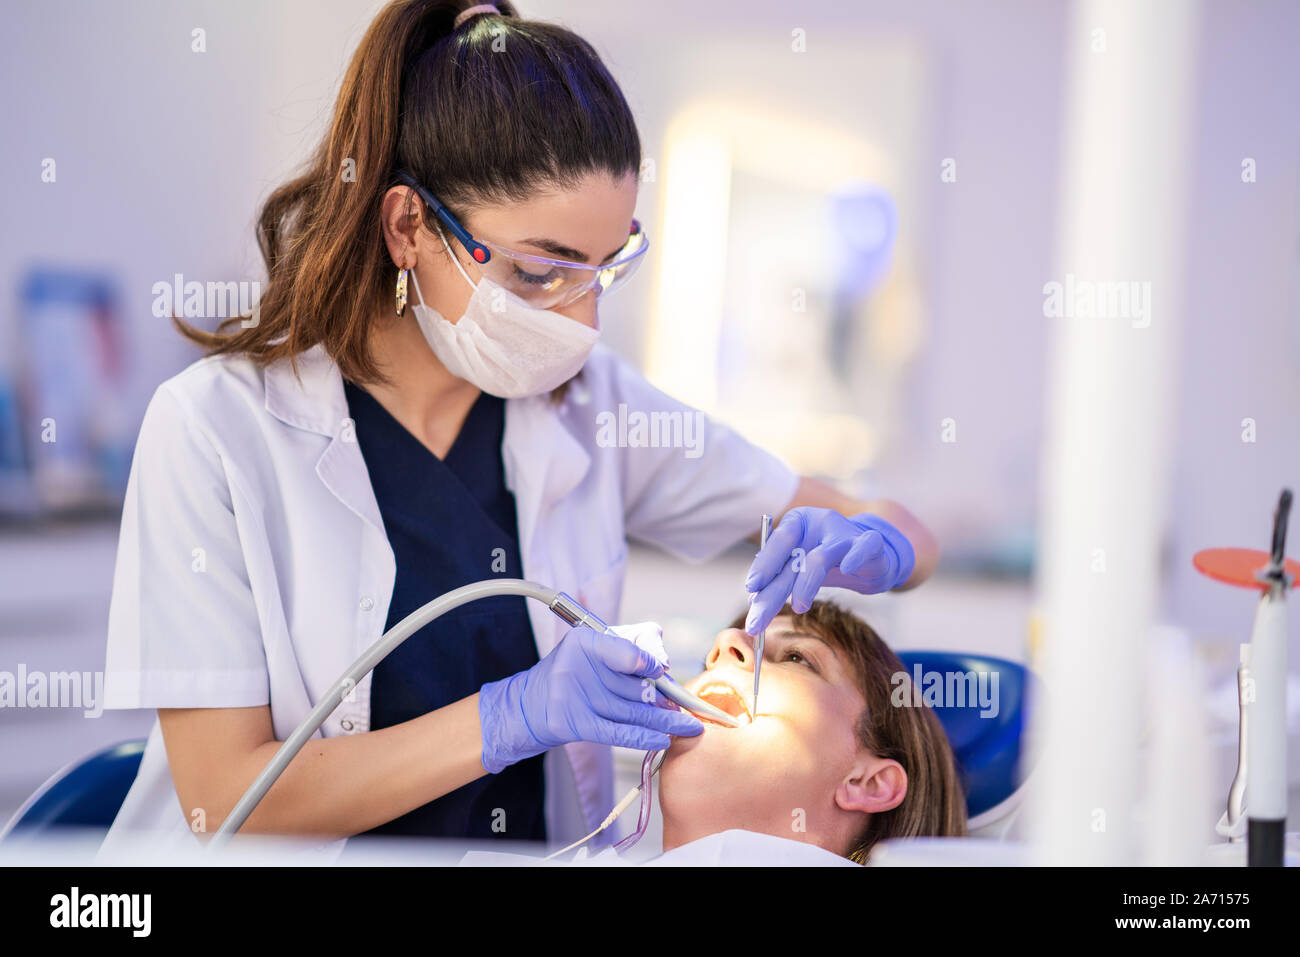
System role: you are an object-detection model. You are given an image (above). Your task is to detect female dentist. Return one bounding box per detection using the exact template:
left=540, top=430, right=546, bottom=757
left=99, top=0, right=938, bottom=860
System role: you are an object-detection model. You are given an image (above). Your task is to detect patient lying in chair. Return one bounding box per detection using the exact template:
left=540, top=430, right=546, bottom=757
left=460, top=599, right=966, bottom=866
left=659, top=600, right=967, bottom=864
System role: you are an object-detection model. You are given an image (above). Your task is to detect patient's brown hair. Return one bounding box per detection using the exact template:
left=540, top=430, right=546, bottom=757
left=729, top=601, right=967, bottom=863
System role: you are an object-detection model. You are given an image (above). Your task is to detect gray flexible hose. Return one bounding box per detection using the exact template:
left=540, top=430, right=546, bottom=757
left=209, top=578, right=558, bottom=848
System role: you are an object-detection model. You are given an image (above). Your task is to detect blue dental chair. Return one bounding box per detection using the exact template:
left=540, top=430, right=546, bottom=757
left=2, top=653, right=1037, bottom=844
left=0, top=739, right=146, bottom=844
left=895, top=651, right=1038, bottom=831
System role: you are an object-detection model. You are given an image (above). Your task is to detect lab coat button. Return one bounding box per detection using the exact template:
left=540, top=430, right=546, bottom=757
left=359, top=596, right=374, bottom=611
left=340, top=718, right=354, bottom=731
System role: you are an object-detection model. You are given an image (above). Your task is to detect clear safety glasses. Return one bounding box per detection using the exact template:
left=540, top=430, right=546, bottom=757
left=395, top=169, right=649, bottom=310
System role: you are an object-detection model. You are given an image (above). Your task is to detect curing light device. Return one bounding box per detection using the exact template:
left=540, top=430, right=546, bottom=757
left=209, top=579, right=738, bottom=848
left=1194, top=489, right=1297, bottom=867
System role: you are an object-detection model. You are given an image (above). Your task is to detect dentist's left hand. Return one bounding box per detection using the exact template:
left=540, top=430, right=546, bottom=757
left=478, top=625, right=703, bottom=774
left=744, top=506, right=916, bottom=636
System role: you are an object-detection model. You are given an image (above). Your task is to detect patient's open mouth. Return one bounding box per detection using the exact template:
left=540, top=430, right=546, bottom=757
left=695, top=681, right=752, bottom=726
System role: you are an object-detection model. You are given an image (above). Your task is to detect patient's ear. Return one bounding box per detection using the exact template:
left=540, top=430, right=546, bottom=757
left=835, top=755, right=907, bottom=815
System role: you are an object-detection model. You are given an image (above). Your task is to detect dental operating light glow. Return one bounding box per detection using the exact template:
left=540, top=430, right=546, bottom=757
left=209, top=579, right=736, bottom=848
left=753, top=513, right=773, bottom=721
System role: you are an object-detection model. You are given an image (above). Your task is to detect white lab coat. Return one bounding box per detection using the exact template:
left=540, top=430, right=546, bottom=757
left=97, top=342, right=798, bottom=861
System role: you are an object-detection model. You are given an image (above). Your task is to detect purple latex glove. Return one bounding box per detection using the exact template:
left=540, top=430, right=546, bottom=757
left=479, top=624, right=703, bottom=774
left=743, top=507, right=916, bottom=635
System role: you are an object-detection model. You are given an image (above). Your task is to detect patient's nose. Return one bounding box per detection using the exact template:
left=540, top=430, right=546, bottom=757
left=705, top=628, right=756, bottom=672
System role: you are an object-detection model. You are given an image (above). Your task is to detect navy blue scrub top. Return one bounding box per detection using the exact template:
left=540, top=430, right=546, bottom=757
left=339, top=379, right=546, bottom=845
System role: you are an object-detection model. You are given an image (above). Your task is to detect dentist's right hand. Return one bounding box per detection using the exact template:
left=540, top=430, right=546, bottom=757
left=478, top=625, right=703, bottom=774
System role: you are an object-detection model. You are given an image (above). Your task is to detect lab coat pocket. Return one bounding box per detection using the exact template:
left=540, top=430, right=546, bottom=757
left=574, top=546, right=629, bottom=626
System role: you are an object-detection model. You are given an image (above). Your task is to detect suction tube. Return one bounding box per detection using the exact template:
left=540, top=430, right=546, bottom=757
left=209, top=578, right=735, bottom=848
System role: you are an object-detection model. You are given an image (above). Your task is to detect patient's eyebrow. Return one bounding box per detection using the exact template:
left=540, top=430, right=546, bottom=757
left=766, top=627, right=827, bottom=645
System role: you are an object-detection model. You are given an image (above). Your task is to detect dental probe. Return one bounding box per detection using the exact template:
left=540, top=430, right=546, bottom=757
left=753, top=513, right=773, bottom=721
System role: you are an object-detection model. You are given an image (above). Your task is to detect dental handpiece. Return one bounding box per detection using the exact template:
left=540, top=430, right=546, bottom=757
left=752, top=513, right=773, bottom=721
left=547, top=592, right=741, bottom=728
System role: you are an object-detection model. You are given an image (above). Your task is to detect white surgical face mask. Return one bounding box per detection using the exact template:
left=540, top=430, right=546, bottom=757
left=408, top=231, right=600, bottom=399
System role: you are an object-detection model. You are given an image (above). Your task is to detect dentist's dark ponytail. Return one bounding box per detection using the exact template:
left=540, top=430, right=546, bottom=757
left=177, top=0, right=640, bottom=385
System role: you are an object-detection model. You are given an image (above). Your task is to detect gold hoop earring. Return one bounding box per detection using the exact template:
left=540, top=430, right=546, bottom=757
left=395, top=267, right=409, bottom=316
